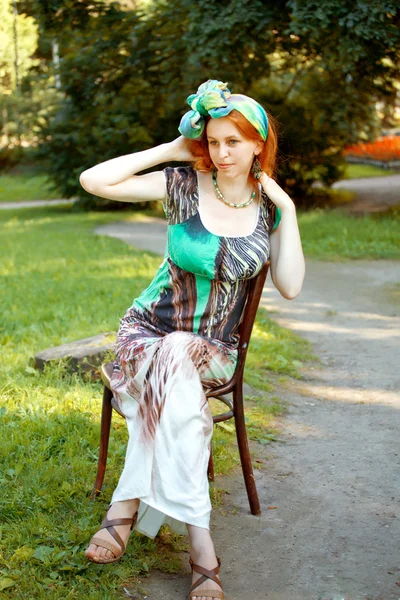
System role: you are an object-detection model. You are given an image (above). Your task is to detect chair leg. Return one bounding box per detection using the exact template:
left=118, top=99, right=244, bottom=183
left=208, top=447, right=215, bottom=482
left=233, top=383, right=262, bottom=516
left=91, top=385, right=113, bottom=499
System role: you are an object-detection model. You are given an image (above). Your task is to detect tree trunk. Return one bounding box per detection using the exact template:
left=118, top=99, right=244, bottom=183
left=52, top=38, right=61, bottom=90
left=12, top=0, right=19, bottom=90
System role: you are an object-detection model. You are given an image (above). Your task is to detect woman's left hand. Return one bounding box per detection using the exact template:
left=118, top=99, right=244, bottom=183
left=258, top=172, right=294, bottom=212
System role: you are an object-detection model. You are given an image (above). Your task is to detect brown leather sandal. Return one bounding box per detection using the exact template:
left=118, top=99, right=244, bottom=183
left=86, top=504, right=138, bottom=564
left=188, top=556, right=224, bottom=599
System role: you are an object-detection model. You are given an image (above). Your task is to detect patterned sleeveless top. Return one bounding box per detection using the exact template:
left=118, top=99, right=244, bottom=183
left=130, top=166, right=280, bottom=349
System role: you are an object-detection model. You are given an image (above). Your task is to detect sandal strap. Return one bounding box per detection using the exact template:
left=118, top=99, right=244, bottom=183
left=188, top=591, right=224, bottom=599
left=90, top=536, right=122, bottom=558
left=98, top=513, right=138, bottom=553
left=189, top=556, right=221, bottom=571
left=189, top=557, right=223, bottom=594
left=100, top=516, right=136, bottom=529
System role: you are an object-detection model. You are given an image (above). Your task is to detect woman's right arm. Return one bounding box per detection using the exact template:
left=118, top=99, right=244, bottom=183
left=79, top=137, right=193, bottom=203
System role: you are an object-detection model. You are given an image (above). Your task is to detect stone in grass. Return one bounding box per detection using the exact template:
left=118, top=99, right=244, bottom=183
left=33, top=332, right=116, bottom=377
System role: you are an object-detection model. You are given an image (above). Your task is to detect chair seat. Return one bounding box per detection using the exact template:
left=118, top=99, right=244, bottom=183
left=101, top=362, right=125, bottom=418
left=101, top=362, right=114, bottom=389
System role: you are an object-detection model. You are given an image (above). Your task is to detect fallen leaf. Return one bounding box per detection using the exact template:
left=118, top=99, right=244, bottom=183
left=216, top=422, right=235, bottom=433
left=25, top=366, right=37, bottom=375
left=33, top=545, right=55, bottom=563
left=0, top=578, right=16, bottom=592
left=11, top=545, right=35, bottom=563
left=267, top=505, right=277, bottom=509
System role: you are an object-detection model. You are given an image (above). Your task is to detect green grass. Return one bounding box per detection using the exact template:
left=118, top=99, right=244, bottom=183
left=0, top=172, right=64, bottom=202
left=298, top=209, right=400, bottom=260
left=0, top=205, right=309, bottom=598
left=343, top=163, right=396, bottom=179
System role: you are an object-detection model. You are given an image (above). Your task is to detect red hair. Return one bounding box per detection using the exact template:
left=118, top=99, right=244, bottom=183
left=187, top=109, right=278, bottom=178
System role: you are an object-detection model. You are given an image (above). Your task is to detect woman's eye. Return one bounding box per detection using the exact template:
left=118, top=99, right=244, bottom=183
left=228, top=140, right=239, bottom=145
left=208, top=141, right=218, bottom=146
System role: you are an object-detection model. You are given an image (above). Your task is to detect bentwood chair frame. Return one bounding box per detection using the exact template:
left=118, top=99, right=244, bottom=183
left=91, top=261, right=270, bottom=516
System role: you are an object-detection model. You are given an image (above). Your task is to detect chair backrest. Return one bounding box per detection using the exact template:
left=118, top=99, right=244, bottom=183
left=205, top=260, right=270, bottom=398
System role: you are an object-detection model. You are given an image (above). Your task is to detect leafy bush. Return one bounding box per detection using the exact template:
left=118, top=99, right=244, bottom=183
left=29, top=0, right=400, bottom=209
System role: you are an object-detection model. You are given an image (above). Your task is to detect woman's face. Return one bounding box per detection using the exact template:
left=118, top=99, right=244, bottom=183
left=206, top=117, right=262, bottom=179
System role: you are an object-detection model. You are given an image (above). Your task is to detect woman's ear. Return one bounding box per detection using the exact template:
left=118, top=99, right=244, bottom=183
left=254, top=140, right=263, bottom=155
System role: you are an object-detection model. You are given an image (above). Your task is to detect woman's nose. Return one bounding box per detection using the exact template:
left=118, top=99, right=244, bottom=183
left=218, top=144, right=229, bottom=159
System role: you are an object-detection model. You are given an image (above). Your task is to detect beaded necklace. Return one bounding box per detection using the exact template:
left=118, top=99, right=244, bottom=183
left=211, top=171, right=255, bottom=209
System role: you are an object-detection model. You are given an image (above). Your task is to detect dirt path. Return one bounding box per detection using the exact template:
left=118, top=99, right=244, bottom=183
left=332, top=174, right=400, bottom=213
left=95, top=222, right=400, bottom=600
left=0, top=198, right=75, bottom=209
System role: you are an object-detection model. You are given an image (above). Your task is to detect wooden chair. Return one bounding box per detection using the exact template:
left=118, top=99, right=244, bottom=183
left=91, top=261, right=270, bottom=516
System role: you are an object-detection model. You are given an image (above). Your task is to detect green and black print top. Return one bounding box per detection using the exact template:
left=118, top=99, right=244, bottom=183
left=130, top=166, right=281, bottom=349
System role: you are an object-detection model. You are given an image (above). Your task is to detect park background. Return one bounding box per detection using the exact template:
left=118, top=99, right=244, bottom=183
left=0, top=1, right=400, bottom=598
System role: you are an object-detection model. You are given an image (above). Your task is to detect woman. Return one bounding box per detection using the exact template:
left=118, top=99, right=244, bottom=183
left=80, top=80, right=305, bottom=600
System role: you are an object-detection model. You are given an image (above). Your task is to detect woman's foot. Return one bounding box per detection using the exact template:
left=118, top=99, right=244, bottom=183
left=85, top=499, right=139, bottom=563
left=186, top=524, right=224, bottom=600
left=189, top=552, right=224, bottom=600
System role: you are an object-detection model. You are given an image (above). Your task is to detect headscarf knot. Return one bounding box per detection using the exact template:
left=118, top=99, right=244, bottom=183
left=180, top=80, right=232, bottom=137
left=178, top=79, right=268, bottom=141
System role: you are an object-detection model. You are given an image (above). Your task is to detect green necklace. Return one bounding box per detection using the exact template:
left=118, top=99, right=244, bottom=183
left=212, top=171, right=256, bottom=209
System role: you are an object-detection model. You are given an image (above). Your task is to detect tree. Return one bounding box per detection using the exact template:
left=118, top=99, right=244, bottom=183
left=159, top=0, right=400, bottom=197
left=29, top=0, right=400, bottom=206
left=33, top=1, right=159, bottom=206
left=0, top=0, right=40, bottom=153
left=0, top=0, right=39, bottom=92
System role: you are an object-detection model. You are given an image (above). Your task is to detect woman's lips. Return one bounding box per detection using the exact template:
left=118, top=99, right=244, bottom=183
left=218, top=164, right=232, bottom=169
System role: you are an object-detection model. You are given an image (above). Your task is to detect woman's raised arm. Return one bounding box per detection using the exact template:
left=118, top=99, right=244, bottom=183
left=260, top=173, right=305, bottom=300
left=79, top=137, right=194, bottom=203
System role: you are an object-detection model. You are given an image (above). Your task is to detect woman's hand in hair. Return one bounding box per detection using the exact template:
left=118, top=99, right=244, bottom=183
left=259, top=173, right=294, bottom=213
left=167, top=136, right=196, bottom=162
